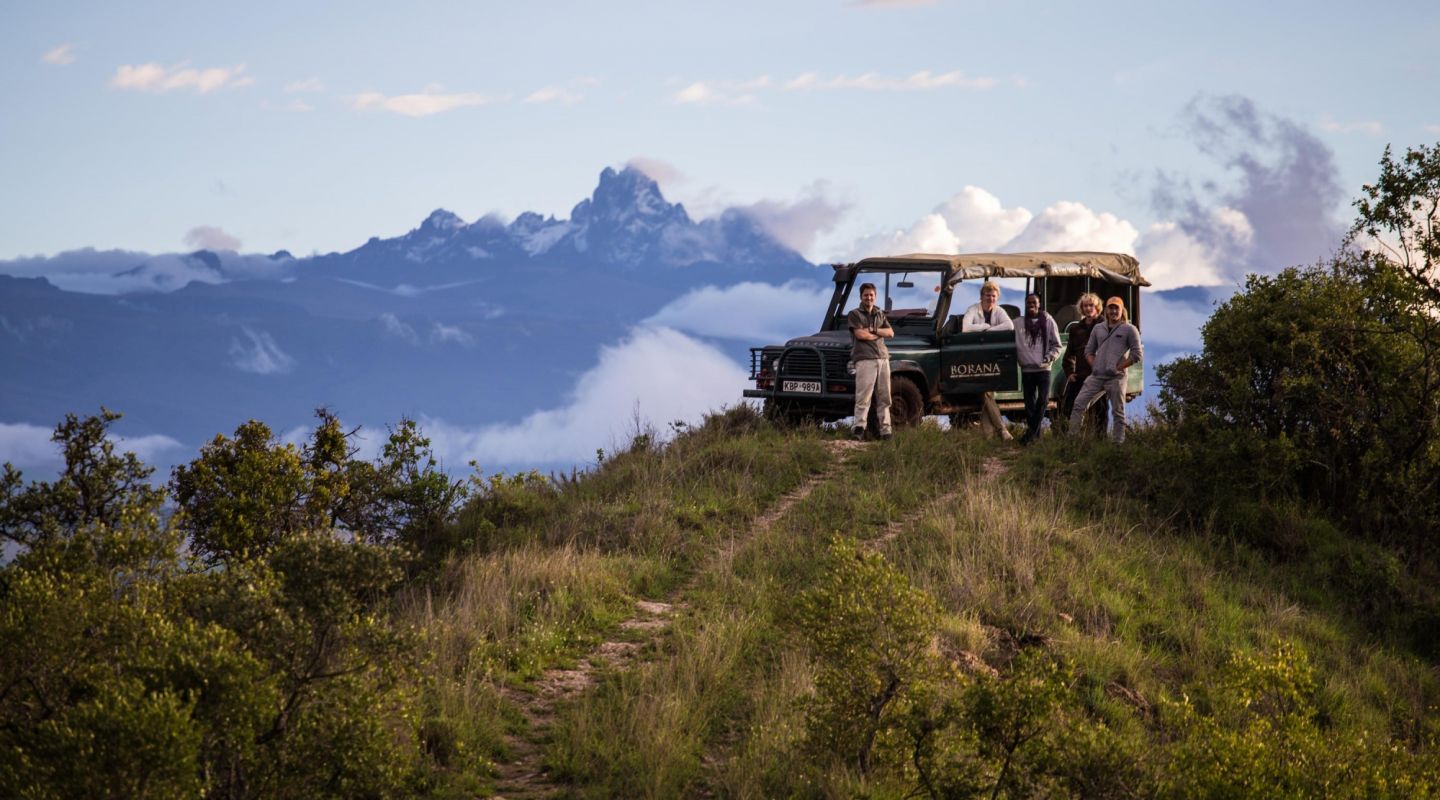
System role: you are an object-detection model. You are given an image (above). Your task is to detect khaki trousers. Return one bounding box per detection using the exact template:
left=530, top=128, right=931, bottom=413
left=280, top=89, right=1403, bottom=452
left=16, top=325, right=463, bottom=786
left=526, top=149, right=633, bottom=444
left=1070, top=374, right=1128, bottom=443
left=853, top=359, right=892, bottom=434
left=978, top=393, right=1012, bottom=440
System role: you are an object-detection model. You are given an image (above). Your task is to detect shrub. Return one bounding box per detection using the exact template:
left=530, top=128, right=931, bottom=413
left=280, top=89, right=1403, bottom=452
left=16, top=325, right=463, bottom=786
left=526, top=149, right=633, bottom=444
left=1160, top=643, right=1439, bottom=799
left=794, top=537, right=942, bottom=775
left=2, top=411, right=442, bottom=798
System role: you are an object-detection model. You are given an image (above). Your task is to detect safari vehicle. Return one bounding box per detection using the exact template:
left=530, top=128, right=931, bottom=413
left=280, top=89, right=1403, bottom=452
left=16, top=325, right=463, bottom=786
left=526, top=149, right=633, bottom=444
left=743, top=252, right=1150, bottom=427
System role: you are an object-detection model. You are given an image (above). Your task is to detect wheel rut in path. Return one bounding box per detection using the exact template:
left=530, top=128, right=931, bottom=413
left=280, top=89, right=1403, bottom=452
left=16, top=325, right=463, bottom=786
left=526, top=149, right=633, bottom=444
left=869, top=453, right=1010, bottom=549
left=489, top=438, right=865, bottom=799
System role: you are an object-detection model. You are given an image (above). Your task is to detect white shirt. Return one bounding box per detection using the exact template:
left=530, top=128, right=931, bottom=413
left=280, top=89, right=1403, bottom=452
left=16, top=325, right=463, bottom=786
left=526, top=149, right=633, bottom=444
left=961, top=302, right=1015, bottom=332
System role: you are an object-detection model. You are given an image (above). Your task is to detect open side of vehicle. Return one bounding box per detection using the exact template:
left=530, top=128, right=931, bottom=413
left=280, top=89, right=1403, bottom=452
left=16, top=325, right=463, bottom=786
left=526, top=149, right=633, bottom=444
left=742, top=251, right=1150, bottom=427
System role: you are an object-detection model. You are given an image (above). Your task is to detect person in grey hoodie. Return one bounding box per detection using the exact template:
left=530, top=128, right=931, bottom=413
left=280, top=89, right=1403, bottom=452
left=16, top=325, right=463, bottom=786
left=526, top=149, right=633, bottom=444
left=1068, top=296, right=1143, bottom=443
left=1015, top=293, right=1061, bottom=444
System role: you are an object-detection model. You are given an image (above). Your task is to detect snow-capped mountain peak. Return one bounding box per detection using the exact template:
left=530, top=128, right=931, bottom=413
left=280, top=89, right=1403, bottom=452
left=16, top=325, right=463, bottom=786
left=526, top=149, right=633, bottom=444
left=419, top=209, right=466, bottom=233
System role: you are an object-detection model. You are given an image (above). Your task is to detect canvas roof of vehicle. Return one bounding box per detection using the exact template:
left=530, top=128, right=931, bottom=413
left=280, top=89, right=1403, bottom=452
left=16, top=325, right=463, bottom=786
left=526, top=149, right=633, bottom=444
left=850, top=251, right=1149, bottom=287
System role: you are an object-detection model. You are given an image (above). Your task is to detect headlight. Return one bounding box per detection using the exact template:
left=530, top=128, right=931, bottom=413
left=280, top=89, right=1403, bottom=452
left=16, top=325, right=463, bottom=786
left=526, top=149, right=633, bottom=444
left=846, top=360, right=856, bottom=376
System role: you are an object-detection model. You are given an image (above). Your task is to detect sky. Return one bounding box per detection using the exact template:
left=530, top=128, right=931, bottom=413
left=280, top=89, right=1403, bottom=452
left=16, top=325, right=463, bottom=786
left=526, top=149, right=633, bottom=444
left=3, top=0, right=1440, bottom=477
left=3, top=0, right=1437, bottom=268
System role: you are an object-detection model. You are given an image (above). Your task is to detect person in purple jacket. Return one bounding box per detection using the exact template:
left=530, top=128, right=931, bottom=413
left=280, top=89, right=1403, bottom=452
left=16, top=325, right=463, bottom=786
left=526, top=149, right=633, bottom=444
left=1014, top=293, right=1060, bottom=444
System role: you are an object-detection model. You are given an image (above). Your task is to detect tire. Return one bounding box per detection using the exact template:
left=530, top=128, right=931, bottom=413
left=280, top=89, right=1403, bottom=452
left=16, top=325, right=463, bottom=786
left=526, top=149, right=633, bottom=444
left=889, top=375, right=925, bottom=428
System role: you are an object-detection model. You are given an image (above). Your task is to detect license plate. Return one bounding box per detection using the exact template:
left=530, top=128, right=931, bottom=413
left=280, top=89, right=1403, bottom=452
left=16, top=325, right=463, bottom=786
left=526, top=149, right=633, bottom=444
left=782, top=380, right=821, bottom=394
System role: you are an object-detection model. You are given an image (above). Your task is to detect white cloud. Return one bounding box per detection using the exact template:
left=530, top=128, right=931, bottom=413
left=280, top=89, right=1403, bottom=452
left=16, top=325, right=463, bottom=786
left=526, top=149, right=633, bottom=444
left=110, top=62, right=255, bottom=94
left=378, top=312, right=418, bottom=344
left=834, top=186, right=1033, bottom=261
left=284, top=77, right=324, bottom=93
left=784, top=70, right=997, bottom=91
left=41, top=44, right=76, bottom=65
left=678, top=70, right=1003, bottom=104
left=112, top=432, right=185, bottom=462
left=430, top=323, right=475, bottom=346
left=626, top=156, right=685, bottom=187
left=184, top=225, right=241, bottom=251
left=350, top=88, right=500, bottom=117
left=1, top=247, right=152, bottom=277
left=1134, top=207, right=1252, bottom=289
left=0, top=423, right=61, bottom=471
left=0, top=248, right=300, bottom=294
left=1003, top=201, right=1139, bottom=254
left=415, top=327, right=750, bottom=467
left=1319, top=117, right=1384, bottom=136
left=1426, top=124, right=1440, bottom=135
left=731, top=180, right=850, bottom=254
left=229, top=328, right=295, bottom=374
left=1135, top=223, right=1226, bottom=289
left=671, top=81, right=757, bottom=106
left=0, top=422, right=182, bottom=476
left=934, top=186, right=1033, bottom=250
left=843, top=213, right=963, bottom=261
left=643, top=281, right=831, bottom=342
left=836, top=183, right=1242, bottom=291
left=525, top=86, right=582, bottom=105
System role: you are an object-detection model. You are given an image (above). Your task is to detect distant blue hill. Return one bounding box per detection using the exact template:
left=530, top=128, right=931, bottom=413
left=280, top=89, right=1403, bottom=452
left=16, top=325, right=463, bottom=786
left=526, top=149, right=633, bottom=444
left=0, top=167, right=819, bottom=471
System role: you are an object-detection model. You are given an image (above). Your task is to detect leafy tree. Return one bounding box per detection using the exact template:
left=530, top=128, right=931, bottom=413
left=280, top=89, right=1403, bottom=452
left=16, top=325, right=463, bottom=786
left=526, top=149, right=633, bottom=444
left=1157, top=142, right=1440, bottom=551
left=339, top=418, right=467, bottom=559
left=0, top=409, right=171, bottom=574
left=2, top=410, right=458, bottom=798
left=172, top=411, right=465, bottom=567
left=1351, top=142, right=1440, bottom=305
left=170, top=418, right=310, bottom=566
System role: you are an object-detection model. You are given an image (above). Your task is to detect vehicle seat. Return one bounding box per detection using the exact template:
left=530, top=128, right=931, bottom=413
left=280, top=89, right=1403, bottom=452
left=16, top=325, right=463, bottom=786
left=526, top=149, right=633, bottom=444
left=941, top=315, right=964, bottom=336
left=1001, top=303, right=1020, bottom=320
left=1053, top=304, right=1079, bottom=329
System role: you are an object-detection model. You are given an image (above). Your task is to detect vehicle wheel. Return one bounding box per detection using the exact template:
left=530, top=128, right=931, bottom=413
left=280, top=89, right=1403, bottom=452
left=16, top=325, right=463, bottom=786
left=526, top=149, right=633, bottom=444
left=889, top=375, right=925, bottom=428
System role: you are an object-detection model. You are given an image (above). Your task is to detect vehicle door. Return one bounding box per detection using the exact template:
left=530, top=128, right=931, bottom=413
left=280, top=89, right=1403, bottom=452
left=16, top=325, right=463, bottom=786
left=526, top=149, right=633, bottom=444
left=938, top=326, right=1019, bottom=395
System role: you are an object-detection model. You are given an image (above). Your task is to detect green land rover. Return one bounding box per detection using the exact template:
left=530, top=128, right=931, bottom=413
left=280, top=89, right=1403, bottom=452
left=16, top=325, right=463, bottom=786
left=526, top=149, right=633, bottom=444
left=743, top=252, right=1150, bottom=426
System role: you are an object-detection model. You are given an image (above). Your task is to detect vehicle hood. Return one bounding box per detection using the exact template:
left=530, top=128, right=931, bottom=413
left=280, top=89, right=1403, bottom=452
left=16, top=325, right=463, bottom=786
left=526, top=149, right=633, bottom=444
left=785, top=330, right=852, bottom=348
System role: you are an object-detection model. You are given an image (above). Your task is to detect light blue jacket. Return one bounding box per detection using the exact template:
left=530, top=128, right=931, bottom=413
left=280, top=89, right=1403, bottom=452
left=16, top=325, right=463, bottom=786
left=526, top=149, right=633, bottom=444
left=1085, top=320, right=1143, bottom=379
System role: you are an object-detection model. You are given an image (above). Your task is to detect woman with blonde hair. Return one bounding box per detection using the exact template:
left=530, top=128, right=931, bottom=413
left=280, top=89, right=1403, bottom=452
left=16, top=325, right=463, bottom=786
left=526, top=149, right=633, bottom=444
left=1061, top=292, right=1106, bottom=433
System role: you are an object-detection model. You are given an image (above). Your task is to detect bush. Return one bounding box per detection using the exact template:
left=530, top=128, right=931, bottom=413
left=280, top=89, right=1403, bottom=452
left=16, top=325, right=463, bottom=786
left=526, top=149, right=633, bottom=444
left=1160, top=643, right=1439, bottom=799
left=794, top=537, right=942, bottom=775
left=0, top=411, right=459, bottom=798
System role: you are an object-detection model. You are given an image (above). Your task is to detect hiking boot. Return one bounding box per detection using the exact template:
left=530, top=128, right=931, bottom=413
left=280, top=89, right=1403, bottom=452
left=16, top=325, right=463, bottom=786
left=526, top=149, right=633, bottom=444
left=879, top=431, right=893, bottom=441
left=851, top=426, right=865, bottom=440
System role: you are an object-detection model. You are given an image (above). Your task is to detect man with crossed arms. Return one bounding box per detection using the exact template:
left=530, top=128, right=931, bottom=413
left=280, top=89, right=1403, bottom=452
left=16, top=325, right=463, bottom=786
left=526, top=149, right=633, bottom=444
left=848, top=282, right=895, bottom=441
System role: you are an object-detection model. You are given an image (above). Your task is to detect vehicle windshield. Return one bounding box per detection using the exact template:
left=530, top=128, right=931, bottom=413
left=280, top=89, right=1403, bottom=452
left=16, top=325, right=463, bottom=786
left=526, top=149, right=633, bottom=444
left=860, top=270, right=944, bottom=317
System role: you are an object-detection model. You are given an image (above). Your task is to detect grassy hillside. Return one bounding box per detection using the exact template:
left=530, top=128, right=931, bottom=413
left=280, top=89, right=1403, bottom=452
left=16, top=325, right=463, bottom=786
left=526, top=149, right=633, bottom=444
left=403, top=408, right=1439, bottom=798
left=3, top=405, right=1437, bottom=798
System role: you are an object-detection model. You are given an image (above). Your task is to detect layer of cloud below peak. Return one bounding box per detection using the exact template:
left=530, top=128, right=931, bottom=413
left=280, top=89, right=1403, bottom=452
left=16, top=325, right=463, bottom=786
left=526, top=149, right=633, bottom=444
left=414, top=327, right=750, bottom=467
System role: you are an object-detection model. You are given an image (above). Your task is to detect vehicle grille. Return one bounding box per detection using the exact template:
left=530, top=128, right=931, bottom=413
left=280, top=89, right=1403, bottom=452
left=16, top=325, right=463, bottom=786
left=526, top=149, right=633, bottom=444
left=780, top=349, right=822, bottom=377
left=777, top=347, right=851, bottom=380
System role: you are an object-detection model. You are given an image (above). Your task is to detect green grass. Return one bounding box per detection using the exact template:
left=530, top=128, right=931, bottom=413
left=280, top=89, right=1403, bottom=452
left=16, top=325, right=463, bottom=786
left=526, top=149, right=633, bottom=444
left=397, top=406, right=834, bottom=788
left=409, top=411, right=1440, bottom=796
